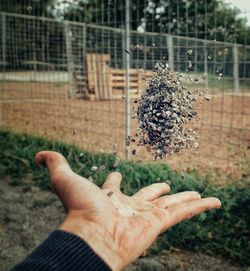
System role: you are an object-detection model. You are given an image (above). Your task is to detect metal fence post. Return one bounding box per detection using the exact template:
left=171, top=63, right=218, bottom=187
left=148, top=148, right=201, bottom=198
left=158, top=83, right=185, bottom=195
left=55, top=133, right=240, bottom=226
left=0, top=12, right=7, bottom=127
left=82, top=23, right=86, bottom=68
left=167, top=35, right=174, bottom=70
left=204, top=41, right=208, bottom=88
left=64, top=21, right=76, bottom=98
left=125, top=0, right=131, bottom=160
left=1, top=13, right=7, bottom=93
left=233, top=44, right=240, bottom=94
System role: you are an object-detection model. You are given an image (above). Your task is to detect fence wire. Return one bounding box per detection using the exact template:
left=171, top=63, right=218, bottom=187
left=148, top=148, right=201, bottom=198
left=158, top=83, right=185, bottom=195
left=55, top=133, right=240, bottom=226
left=0, top=2, right=250, bottom=178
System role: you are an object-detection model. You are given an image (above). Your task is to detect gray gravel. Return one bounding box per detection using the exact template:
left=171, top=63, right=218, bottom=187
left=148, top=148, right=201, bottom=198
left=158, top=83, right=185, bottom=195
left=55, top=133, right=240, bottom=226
left=136, top=63, right=200, bottom=159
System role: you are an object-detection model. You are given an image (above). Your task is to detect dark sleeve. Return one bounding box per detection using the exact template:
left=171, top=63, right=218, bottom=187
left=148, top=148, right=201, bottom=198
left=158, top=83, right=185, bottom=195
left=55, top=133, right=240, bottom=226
left=11, top=230, right=111, bottom=271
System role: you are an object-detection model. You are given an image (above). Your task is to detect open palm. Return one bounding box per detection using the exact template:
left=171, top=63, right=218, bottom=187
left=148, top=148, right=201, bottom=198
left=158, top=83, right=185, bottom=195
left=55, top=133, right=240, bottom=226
left=36, top=151, right=221, bottom=271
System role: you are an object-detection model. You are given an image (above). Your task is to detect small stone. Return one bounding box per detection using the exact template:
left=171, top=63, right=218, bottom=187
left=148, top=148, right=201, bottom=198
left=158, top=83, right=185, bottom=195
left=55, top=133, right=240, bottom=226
left=107, top=191, right=114, bottom=197
left=126, top=139, right=130, bottom=146
left=193, top=142, right=199, bottom=148
left=124, top=49, right=132, bottom=55
left=91, top=166, right=98, bottom=171
left=204, top=95, right=211, bottom=101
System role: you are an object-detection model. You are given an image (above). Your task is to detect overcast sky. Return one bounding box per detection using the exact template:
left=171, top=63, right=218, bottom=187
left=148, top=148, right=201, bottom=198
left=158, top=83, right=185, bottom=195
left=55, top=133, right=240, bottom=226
left=224, top=0, right=250, bottom=25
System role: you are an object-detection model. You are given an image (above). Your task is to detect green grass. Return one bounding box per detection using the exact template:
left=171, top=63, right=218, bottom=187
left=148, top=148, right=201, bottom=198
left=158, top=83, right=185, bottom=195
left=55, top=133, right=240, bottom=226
left=183, top=72, right=250, bottom=91
left=0, top=129, right=249, bottom=266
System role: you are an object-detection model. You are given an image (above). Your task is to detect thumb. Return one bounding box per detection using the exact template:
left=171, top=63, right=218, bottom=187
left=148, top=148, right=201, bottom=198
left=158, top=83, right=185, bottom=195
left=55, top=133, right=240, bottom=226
left=35, top=151, right=72, bottom=178
left=35, top=151, right=75, bottom=190
left=35, top=151, right=97, bottom=211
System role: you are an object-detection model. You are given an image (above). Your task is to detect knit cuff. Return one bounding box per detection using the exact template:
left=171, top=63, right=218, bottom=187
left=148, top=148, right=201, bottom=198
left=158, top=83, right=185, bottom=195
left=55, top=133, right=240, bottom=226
left=11, top=230, right=111, bottom=271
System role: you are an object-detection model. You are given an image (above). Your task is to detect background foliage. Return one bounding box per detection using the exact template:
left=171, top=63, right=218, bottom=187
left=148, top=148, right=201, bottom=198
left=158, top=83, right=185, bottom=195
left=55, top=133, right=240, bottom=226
left=1, top=0, right=250, bottom=44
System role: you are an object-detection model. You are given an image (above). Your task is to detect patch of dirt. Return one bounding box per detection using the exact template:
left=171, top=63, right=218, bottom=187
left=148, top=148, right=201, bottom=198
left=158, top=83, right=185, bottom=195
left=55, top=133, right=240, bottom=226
left=0, top=177, right=65, bottom=270
left=126, top=249, right=242, bottom=271
left=0, top=177, right=245, bottom=271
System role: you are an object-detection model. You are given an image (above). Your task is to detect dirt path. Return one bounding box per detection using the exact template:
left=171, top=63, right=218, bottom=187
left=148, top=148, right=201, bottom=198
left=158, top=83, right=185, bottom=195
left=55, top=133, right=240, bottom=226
left=0, top=177, right=244, bottom=271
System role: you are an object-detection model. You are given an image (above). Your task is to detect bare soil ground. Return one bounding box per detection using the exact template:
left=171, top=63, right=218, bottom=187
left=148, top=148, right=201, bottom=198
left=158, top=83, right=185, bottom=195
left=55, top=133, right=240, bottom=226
left=1, top=82, right=250, bottom=180
left=0, top=177, right=243, bottom=271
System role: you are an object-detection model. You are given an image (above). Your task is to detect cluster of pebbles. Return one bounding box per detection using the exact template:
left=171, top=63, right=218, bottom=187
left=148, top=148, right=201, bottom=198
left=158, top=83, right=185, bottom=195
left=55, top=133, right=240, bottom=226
left=135, top=63, right=201, bottom=159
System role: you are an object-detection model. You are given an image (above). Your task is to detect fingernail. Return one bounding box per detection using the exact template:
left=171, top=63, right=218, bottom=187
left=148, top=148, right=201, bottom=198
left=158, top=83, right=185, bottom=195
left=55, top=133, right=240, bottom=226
left=215, top=199, right=221, bottom=208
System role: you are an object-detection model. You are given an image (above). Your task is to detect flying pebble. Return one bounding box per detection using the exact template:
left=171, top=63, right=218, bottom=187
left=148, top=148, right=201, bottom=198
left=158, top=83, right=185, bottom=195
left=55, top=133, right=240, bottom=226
left=91, top=166, right=98, bottom=171
left=124, top=49, right=132, bottom=55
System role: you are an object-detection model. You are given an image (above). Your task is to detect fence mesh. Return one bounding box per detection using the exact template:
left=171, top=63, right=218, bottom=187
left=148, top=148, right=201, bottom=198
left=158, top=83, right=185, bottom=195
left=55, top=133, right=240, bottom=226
left=1, top=1, right=250, bottom=179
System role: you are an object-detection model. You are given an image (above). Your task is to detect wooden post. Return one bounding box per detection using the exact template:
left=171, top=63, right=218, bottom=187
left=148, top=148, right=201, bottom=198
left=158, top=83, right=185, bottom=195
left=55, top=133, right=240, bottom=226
left=233, top=44, right=240, bottom=94
left=167, top=35, right=174, bottom=70
left=204, top=41, right=208, bottom=88
left=64, top=21, right=76, bottom=98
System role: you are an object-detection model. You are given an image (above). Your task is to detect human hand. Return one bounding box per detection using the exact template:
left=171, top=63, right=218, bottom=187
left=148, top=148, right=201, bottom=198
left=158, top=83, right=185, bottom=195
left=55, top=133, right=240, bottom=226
left=35, top=151, right=221, bottom=271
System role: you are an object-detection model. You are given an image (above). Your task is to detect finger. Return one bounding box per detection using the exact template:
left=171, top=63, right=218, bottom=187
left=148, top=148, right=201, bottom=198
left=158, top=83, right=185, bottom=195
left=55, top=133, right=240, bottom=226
left=102, top=172, right=122, bottom=191
left=164, top=197, right=221, bottom=230
left=153, top=191, right=201, bottom=208
left=35, top=151, right=99, bottom=209
left=35, top=151, right=72, bottom=176
left=133, top=183, right=170, bottom=201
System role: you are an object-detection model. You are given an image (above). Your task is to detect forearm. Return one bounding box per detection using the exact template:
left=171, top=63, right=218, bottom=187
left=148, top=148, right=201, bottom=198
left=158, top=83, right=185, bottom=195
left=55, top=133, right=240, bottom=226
left=11, top=230, right=111, bottom=271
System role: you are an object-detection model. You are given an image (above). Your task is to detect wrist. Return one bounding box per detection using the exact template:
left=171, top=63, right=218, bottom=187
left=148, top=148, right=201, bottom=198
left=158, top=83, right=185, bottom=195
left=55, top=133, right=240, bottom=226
left=59, top=214, right=124, bottom=271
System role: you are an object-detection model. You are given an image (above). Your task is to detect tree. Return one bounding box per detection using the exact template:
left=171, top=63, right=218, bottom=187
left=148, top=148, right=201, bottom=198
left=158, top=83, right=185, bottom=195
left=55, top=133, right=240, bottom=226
left=2, top=0, right=249, bottom=44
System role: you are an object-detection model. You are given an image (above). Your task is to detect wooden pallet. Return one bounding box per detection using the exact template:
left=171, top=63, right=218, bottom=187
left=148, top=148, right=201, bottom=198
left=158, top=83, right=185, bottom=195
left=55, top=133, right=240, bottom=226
left=86, top=54, right=111, bottom=100
left=86, top=53, right=154, bottom=100
left=109, top=68, right=154, bottom=99
left=73, top=71, right=87, bottom=99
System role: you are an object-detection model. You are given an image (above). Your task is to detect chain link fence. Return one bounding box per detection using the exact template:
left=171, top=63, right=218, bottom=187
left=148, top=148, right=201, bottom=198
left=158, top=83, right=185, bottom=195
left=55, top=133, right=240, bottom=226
left=0, top=3, right=250, bottom=178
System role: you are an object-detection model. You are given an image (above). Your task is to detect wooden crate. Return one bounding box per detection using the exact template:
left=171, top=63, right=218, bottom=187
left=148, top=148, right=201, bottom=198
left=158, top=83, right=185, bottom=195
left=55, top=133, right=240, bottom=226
left=86, top=53, right=154, bottom=100
left=86, top=54, right=111, bottom=100
left=110, top=68, right=154, bottom=99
